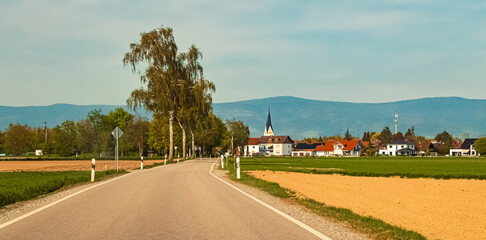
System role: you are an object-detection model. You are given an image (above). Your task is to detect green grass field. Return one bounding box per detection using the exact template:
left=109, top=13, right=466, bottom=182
left=233, top=156, right=486, bottom=179
left=0, top=170, right=126, bottom=208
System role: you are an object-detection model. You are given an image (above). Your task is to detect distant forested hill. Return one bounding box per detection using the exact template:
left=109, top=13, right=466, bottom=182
left=212, top=96, right=486, bottom=139
left=0, top=104, right=149, bottom=130
left=2, top=96, right=486, bottom=139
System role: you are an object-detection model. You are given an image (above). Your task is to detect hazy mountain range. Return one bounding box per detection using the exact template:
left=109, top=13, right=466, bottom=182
left=1, top=96, right=486, bottom=139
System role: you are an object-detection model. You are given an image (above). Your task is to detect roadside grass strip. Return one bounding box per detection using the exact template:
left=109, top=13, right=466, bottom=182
left=224, top=158, right=426, bottom=240
left=0, top=170, right=126, bottom=208
left=237, top=156, right=486, bottom=180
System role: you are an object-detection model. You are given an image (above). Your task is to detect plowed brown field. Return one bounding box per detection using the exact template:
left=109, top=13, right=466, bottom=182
left=0, top=160, right=167, bottom=172
left=250, top=171, right=486, bottom=240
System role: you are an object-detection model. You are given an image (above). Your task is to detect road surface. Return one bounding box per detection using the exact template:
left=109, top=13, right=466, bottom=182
left=0, top=160, right=325, bottom=239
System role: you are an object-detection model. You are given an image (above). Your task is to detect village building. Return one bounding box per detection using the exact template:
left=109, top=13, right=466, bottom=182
left=244, top=109, right=294, bottom=156
left=244, top=137, right=260, bottom=156
left=258, top=135, right=293, bottom=156
left=315, top=139, right=364, bottom=157
left=449, top=138, right=478, bottom=156
left=291, top=142, right=321, bottom=157
left=379, top=140, right=416, bottom=156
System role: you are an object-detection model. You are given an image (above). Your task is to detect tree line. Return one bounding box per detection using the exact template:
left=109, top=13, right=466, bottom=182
left=0, top=108, right=248, bottom=158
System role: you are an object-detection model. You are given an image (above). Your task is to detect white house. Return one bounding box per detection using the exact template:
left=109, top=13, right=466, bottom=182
left=315, top=140, right=363, bottom=157
left=292, top=143, right=321, bottom=157
left=450, top=138, right=478, bottom=156
left=244, top=138, right=260, bottom=156
left=379, top=140, right=416, bottom=156
left=259, top=136, right=293, bottom=156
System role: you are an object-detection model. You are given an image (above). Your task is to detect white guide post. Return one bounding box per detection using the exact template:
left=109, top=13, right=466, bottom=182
left=141, top=156, right=143, bottom=170
left=165, top=154, right=167, bottom=165
left=221, top=155, right=224, bottom=168
left=91, top=158, right=95, bottom=182
left=236, top=157, right=241, bottom=179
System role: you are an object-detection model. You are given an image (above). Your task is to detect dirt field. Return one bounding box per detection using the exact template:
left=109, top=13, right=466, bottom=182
left=250, top=171, right=486, bottom=240
left=0, top=160, right=168, bottom=172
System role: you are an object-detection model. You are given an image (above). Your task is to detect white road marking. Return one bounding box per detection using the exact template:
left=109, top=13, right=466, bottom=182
left=209, top=163, right=332, bottom=240
left=0, top=172, right=133, bottom=230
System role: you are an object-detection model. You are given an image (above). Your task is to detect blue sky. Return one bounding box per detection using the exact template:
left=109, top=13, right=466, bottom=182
left=1, top=0, right=486, bottom=106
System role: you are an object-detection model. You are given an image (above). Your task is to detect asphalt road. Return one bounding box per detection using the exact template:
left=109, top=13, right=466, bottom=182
left=0, top=160, right=324, bottom=239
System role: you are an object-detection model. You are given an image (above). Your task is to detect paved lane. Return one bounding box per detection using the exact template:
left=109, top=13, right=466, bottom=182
left=0, top=160, right=323, bottom=239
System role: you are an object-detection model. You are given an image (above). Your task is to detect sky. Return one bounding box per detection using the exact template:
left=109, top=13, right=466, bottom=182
left=1, top=0, right=486, bottom=106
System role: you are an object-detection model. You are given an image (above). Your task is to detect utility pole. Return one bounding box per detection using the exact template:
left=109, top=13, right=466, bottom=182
left=394, top=112, right=398, bottom=135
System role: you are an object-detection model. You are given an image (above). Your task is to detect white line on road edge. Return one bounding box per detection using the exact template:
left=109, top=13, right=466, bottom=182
left=209, top=163, right=332, bottom=240
left=0, top=172, right=133, bottom=230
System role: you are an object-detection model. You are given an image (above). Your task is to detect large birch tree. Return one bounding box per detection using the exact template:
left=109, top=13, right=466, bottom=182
left=124, top=26, right=214, bottom=161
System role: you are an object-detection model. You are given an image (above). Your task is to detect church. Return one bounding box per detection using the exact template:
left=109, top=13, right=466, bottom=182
left=244, top=109, right=294, bottom=156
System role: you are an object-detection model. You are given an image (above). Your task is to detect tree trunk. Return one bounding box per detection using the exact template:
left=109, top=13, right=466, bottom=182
left=176, top=118, right=186, bottom=159
left=190, top=129, right=195, bottom=158
left=169, top=111, right=174, bottom=161
left=231, top=135, right=234, bottom=156
left=138, top=136, right=143, bottom=157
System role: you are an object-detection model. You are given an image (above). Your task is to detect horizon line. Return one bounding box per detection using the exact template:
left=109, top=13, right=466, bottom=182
left=1, top=95, right=485, bottom=108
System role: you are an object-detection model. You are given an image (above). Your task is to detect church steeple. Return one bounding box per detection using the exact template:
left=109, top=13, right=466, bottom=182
left=264, top=108, right=274, bottom=136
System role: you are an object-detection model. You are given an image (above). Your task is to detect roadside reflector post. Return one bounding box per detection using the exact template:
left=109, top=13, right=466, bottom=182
left=141, top=156, right=143, bottom=170
left=221, top=155, right=224, bottom=169
left=91, top=158, right=95, bottom=182
left=236, top=157, right=240, bottom=179
left=165, top=154, right=167, bottom=165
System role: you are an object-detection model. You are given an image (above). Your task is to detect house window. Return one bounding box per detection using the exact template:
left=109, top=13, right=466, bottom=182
left=389, top=145, right=392, bottom=148
left=401, top=145, right=404, bottom=148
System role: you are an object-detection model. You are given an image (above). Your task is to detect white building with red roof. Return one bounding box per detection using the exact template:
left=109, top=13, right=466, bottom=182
left=315, top=139, right=363, bottom=157
left=244, top=137, right=260, bottom=156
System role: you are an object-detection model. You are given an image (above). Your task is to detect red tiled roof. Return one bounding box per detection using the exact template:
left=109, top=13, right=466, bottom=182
left=248, top=138, right=260, bottom=145
left=343, top=139, right=359, bottom=151
left=315, top=140, right=361, bottom=152
left=315, top=140, right=336, bottom=152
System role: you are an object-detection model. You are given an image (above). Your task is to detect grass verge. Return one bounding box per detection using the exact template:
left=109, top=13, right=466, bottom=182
left=223, top=159, right=426, bottom=240
left=236, top=156, right=486, bottom=180
left=0, top=170, right=126, bottom=208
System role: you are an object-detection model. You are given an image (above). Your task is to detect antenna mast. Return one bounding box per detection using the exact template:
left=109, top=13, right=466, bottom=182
left=394, top=106, right=398, bottom=135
